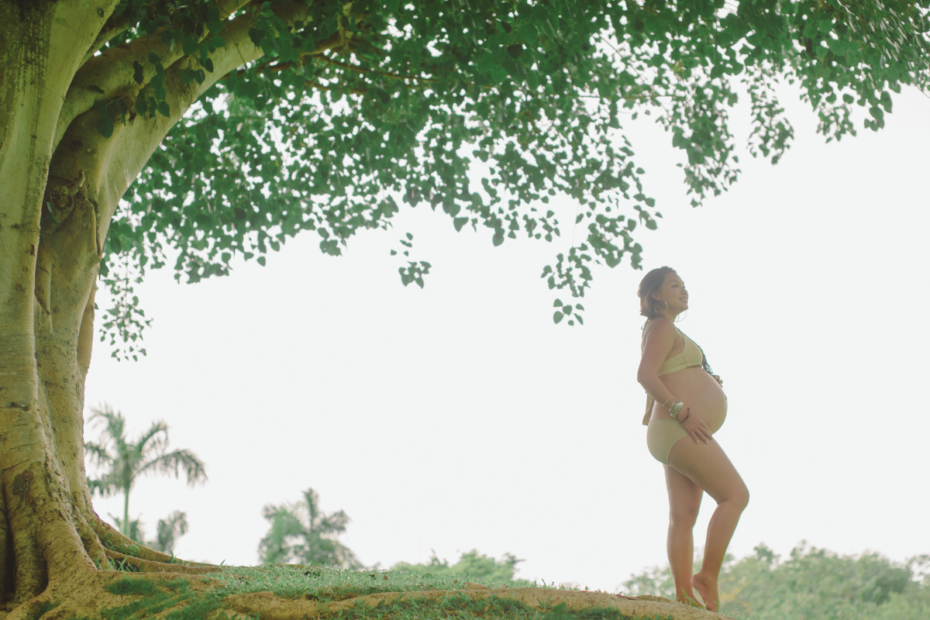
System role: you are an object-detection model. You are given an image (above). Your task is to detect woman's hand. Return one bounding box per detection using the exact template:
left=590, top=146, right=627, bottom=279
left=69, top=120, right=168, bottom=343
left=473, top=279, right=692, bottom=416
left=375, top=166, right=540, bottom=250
left=679, top=406, right=714, bottom=444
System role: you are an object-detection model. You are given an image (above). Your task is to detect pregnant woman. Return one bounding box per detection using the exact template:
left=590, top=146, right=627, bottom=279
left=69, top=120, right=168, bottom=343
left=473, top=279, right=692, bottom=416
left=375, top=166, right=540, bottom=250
left=636, top=267, right=749, bottom=612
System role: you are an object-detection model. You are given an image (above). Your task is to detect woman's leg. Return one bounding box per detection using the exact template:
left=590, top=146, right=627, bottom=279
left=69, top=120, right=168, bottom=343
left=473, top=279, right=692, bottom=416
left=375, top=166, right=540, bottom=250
left=667, top=438, right=749, bottom=612
left=664, top=464, right=704, bottom=607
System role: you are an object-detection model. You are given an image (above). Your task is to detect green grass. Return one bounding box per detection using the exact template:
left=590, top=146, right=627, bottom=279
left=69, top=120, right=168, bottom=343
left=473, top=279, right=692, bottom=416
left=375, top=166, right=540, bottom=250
left=81, top=566, right=674, bottom=620
left=212, top=565, right=540, bottom=601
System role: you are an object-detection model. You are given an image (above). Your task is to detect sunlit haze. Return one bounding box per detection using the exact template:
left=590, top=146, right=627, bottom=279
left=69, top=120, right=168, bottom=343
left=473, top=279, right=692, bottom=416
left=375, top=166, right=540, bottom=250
left=85, top=85, right=930, bottom=592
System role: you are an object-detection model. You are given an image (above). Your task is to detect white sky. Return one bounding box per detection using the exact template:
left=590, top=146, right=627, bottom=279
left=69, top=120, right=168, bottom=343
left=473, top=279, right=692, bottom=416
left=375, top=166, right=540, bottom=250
left=84, top=84, right=930, bottom=592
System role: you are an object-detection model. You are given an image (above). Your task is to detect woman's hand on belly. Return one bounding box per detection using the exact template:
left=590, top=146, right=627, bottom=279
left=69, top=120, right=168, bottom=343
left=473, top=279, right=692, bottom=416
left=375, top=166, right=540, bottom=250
left=679, top=406, right=714, bottom=444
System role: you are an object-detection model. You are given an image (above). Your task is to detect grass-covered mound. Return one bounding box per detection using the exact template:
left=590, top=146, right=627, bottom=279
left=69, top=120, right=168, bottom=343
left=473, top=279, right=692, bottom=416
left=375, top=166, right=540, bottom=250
left=70, top=566, right=726, bottom=620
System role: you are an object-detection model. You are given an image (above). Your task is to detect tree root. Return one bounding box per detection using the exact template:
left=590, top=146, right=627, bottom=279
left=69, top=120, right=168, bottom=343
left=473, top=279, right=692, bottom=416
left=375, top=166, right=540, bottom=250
left=3, top=565, right=216, bottom=620
left=102, top=549, right=218, bottom=575
left=89, top=514, right=213, bottom=569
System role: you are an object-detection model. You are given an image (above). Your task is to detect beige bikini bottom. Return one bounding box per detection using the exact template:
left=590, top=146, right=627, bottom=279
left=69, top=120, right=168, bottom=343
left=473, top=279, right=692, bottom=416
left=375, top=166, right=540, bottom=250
left=646, top=412, right=726, bottom=465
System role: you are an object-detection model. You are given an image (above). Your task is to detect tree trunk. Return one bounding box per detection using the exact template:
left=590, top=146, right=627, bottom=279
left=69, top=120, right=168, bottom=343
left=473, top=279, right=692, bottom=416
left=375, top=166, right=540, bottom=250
left=0, top=2, right=224, bottom=617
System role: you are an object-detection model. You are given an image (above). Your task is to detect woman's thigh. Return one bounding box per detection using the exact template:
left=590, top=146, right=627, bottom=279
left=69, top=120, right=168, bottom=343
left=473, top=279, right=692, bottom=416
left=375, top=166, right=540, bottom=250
left=665, top=464, right=703, bottom=523
left=667, top=438, right=747, bottom=505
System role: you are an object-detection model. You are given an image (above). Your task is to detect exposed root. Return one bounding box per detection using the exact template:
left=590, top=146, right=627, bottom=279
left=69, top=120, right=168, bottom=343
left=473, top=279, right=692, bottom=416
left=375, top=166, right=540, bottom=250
left=90, top=514, right=213, bottom=568
left=103, top=549, right=219, bottom=575
left=72, top=509, right=109, bottom=570
left=4, top=565, right=216, bottom=620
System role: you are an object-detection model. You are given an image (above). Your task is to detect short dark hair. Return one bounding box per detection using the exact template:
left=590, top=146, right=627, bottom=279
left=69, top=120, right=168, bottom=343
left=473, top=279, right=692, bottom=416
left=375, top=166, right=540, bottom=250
left=637, top=266, right=677, bottom=320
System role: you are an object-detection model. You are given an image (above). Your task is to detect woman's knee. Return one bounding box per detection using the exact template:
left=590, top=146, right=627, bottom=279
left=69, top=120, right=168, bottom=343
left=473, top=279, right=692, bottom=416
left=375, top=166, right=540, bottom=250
left=730, top=482, right=749, bottom=511
left=669, top=503, right=700, bottom=527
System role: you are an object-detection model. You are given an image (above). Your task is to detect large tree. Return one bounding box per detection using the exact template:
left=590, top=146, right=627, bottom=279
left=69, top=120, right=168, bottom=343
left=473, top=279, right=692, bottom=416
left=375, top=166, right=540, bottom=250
left=0, top=0, right=926, bottom=617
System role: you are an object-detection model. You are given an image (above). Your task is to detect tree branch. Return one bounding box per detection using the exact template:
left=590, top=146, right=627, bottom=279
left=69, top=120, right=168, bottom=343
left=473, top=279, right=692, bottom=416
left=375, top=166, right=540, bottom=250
left=79, top=14, right=133, bottom=67
left=54, top=0, right=251, bottom=153
left=47, top=1, right=315, bottom=259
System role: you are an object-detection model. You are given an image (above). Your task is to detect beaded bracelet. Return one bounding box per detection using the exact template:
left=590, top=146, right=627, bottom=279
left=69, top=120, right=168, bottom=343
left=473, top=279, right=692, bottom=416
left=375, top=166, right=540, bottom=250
left=678, top=409, right=691, bottom=425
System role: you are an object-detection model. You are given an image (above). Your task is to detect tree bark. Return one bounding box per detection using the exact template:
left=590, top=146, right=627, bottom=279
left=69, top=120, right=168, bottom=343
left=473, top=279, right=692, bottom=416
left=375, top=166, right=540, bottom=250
left=0, top=0, right=364, bottom=615
left=0, top=1, right=270, bottom=615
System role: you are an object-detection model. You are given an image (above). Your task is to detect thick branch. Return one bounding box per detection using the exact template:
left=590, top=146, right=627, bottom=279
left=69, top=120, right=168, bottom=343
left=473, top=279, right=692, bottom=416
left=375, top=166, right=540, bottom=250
left=79, top=14, right=133, bottom=67
left=54, top=0, right=251, bottom=153
left=46, top=1, right=317, bottom=261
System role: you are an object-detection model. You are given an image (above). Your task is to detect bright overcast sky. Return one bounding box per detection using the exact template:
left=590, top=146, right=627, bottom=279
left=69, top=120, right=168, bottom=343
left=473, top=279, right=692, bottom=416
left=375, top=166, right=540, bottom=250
left=84, top=83, right=930, bottom=592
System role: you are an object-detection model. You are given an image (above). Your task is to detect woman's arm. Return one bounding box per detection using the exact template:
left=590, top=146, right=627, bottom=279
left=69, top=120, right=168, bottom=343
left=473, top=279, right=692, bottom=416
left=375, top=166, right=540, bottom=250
left=637, top=319, right=679, bottom=411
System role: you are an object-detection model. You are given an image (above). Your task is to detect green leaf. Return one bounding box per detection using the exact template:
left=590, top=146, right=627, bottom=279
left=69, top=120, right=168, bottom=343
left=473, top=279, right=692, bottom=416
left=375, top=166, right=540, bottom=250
left=249, top=28, right=265, bottom=46
left=553, top=311, right=564, bottom=324
left=97, top=115, right=114, bottom=138
left=453, top=217, right=468, bottom=232
left=182, top=36, right=198, bottom=56
left=526, top=70, right=539, bottom=90
left=553, top=299, right=563, bottom=307
left=132, top=61, right=144, bottom=84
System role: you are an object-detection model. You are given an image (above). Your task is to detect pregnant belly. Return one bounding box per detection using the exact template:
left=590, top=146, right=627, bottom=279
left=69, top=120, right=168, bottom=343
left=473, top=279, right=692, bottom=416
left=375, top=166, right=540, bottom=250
left=652, top=367, right=728, bottom=431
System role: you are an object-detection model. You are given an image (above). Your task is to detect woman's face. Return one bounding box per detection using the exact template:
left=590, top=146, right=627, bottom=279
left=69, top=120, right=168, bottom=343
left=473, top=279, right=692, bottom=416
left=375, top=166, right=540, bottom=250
left=652, top=272, right=688, bottom=315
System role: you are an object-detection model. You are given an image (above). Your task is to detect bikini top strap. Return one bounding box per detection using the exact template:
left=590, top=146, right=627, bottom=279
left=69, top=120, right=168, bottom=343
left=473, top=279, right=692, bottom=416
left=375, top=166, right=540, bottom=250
left=679, top=328, right=713, bottom=374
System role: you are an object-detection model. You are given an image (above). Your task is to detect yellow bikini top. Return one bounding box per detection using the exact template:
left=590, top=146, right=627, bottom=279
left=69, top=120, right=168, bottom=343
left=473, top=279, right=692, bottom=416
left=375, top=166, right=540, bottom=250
left=641, top=328, right=707, bottom=425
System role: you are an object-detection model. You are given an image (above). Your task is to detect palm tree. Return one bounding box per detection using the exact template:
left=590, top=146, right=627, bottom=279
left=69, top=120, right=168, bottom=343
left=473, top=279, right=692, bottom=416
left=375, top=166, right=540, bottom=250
left=258, top=488, right=362, bottom=568
left=111, top=510, right=189, bottom=555
left=84, top=403, right=207, bottom=538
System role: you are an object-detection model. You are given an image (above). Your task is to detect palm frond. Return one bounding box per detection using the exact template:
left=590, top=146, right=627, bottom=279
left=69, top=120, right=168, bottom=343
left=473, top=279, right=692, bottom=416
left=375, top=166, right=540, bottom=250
left=154, top=510, right=189, bottom=554
left=134, top=420, right=169, bottom=462
left=258, top=506, right=305, bottom=564
left=136, top=448, right=207, bottom=486
left=303, top=488, right=321, bottom=524
left=87, top=475, right=120, bottom=498
left=84, top=441, right=114, bottom=467
left=88, top=404, right=127, bottom=453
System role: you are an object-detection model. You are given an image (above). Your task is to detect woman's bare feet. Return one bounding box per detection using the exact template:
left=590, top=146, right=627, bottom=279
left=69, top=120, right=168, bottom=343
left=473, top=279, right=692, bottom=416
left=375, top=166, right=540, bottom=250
left=692, top=572, right=719, bottom=612
left=677, top=592, right=706, bottom=609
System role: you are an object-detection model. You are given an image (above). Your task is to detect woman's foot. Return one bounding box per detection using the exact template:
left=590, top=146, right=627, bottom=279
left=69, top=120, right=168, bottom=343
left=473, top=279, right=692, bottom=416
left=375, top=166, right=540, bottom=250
left=676, top=587, right=705, bottom=609
left=692, top=572, right=719, bottom=612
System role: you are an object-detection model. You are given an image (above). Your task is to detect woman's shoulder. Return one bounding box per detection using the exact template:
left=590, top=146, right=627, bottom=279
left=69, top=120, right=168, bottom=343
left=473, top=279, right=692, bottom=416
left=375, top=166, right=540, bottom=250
left=641, top=318, right=679, bottom=346
left=643, top=317, right=676, bottom=336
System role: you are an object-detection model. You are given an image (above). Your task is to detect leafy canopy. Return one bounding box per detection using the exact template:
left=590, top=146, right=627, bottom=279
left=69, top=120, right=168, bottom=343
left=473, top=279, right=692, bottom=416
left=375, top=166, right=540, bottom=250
left=95, top=0, right=930, bottom=356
